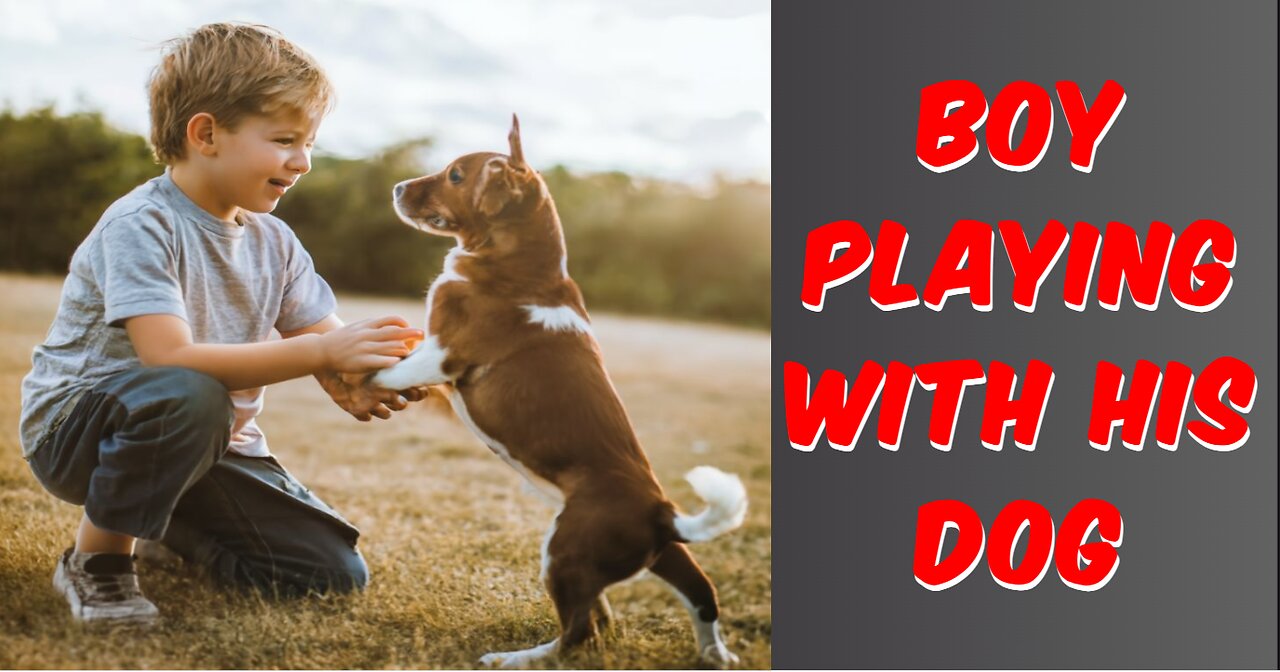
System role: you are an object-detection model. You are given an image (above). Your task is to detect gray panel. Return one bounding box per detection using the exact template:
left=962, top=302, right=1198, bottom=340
left=773, top=1, right=1277, bottom=668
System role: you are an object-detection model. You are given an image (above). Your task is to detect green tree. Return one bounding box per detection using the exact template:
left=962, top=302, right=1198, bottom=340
left=0, top=107, right=161, bottom=271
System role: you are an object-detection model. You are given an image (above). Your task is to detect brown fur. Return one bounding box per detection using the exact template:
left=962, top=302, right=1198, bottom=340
left=390, top=116, right=732, bottom=661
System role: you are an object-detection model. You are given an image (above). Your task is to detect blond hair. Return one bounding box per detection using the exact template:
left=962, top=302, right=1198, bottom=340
left=148, top=23, right=335, bottom=164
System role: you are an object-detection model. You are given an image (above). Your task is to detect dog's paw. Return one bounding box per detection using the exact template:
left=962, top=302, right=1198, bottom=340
left=370, top=365, right=412, bottom=391
left=701, top=643, right=740, bottom=669
left=477, top=651, right=535, bottom=669
left=478, top=652, right=507, bottom=667
left=371, top=336, right=451, bottom=390
left=479, top=640, right=559, bottom=668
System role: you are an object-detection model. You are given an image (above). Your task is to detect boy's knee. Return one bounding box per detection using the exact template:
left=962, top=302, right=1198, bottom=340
left=298, top=545, right=370, bottom=595
left=234, top=545, right=369, bottom=597
left=321, top=548, right=370, bottom=594
left=144, top=367, right=233, bottom=432
left=158, top=367, right=230, bottom=412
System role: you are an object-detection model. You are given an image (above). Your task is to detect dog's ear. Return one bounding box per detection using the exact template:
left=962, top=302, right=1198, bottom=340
left=479, top=163, right=521, bottom=217
left=508, top=113, right=529, bottom=173
left=478, top=114, right=535, bottom=216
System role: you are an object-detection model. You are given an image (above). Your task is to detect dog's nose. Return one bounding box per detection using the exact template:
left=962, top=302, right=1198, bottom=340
left=393, top=183, right=406, bottom=199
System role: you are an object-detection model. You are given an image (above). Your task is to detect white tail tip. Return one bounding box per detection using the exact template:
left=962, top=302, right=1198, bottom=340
left=674, top=466, right=748, bottom=542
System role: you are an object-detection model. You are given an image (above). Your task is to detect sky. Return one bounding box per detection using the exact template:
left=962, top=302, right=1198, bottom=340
left=0, top=0, right=770, bottom=185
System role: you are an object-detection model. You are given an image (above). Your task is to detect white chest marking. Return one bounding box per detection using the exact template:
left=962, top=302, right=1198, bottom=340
left=416, top=246, right=470, bottom=352
left=442, top=245, right=471, bottom=278
left=414, top=245, right=469, bottom=360
left=522, top=305, right=592, bottom=335
left=446, top=388, right=563, bottom=506
left=427, top=246, right=470, bottom=312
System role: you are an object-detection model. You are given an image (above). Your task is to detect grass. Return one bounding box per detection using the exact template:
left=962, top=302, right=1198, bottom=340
left=0, top=272, right=771, bottom=669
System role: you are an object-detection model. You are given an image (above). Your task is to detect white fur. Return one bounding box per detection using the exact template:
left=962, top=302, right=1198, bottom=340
left=539, top=512, right=560, bottom=581
left=665, top=586, right=738, bottom=669
left=673, top=467, right=747, bottom=542
left=479, top=639, right=559, bottom=668
left=372, top=335, right=452, bottom=390
left=423, top=247, right=468, bottom=329
left=437, top=245, right=470, bottom=285
left=523, top=305, right=592, bottom=335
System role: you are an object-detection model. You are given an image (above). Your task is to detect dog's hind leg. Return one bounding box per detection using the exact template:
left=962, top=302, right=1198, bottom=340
left=650, top=543, right=739, bottom=669
left=592, top=593, right=615, bottom=631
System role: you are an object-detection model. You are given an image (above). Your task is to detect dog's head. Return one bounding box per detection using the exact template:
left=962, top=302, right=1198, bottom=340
left=392, top=114, right=548, bottom=249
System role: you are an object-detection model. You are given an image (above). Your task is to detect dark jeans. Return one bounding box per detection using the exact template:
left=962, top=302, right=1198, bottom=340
left=28, top=366, right=368, bottom=596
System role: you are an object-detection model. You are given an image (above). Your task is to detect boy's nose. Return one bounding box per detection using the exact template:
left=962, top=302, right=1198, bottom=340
left=288, top=150, right=312, bottom=175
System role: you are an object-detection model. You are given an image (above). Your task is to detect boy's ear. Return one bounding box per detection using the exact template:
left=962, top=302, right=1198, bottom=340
left=186, top=113, right=218, bottom=157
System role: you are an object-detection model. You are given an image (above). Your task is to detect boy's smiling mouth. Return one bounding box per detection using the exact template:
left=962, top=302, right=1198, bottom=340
left=268, top=178, right=294, bottom=195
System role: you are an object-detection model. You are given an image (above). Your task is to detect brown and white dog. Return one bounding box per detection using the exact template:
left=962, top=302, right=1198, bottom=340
left=372, top=116, right=747, bottom=668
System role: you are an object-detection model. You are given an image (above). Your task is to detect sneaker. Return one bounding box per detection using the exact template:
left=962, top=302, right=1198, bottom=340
left=52, top=548, right=160, bottom=625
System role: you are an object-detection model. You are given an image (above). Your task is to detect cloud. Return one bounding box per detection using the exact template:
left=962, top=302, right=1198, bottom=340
left=566, top=0, right=770, bottom=20
left=263, top=2, right=508, bottom=81
left=0, top=0, right=769, bottom=184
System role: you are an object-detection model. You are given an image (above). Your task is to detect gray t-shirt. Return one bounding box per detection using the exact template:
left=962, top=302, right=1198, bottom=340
left=19, top=170, right=336, bottom=459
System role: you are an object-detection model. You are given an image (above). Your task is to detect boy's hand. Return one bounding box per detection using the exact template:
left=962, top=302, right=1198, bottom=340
left=318, top=372, right=429, bottom=421
left=285, top=313, right=429, bottom=420
left=318, top=316, right=423, bottom=373
left=345, top=372, right=432, bottom=403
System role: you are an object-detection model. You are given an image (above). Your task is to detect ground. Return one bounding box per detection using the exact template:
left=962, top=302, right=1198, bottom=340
left=0, top=272, right=771, bottom=669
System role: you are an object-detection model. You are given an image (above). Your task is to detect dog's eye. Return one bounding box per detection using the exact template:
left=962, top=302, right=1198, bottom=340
left=448, top=167, right=464, bottom=184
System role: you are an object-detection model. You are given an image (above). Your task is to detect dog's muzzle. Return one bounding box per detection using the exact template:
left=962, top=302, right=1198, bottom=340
left=392, top=191, right=454, bottom=232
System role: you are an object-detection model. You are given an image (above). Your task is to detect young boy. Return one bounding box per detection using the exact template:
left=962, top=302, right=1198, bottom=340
left=19, top=22, right=421, bottom=625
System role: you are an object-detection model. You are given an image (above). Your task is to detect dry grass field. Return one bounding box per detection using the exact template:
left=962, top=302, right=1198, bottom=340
left=0, top=272, right=771, bottom=669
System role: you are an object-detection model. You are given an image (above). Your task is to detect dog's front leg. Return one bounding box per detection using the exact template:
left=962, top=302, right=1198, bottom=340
left=372, top=335, right=454, bottom=390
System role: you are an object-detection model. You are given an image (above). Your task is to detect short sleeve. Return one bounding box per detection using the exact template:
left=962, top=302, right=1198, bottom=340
left=276, top=230, right=337, bottom=333
left=96, top=208, right=188, bottom=327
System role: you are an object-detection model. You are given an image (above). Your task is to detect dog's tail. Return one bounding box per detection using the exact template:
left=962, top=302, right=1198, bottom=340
left=663, top=466, right=748, bottom=543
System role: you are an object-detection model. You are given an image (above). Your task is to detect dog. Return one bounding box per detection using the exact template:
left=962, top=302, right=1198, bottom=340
left=371, top=115, right=747, bottom=668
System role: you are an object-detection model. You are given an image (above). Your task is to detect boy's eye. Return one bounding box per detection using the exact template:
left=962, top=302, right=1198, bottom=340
left=448, top=167, right=464, bottom=184
left=275, top=138, right=293, bottom=146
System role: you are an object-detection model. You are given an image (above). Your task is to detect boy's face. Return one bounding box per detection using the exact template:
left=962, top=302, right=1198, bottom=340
left=209, top=110, right=321, bottom=216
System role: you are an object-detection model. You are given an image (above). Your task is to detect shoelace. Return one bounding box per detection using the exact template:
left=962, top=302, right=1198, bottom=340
left=71, top=552, right=148, bottom=606
left=89, top=574, right=134, bottom=602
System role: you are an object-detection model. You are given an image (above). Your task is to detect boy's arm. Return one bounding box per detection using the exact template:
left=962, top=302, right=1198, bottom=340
left=280, top=314, right=428, bottom=421
left=125, top=313, right=418, bottom=392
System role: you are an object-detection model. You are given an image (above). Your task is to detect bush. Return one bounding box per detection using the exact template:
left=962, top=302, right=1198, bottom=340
left=0, top=107, right=161, bottom=271
left=0, top=108, right=770, bottom=328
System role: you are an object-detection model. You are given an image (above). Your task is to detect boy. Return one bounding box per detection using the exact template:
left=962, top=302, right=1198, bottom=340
left=19, top=22, right=421, bottom=624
